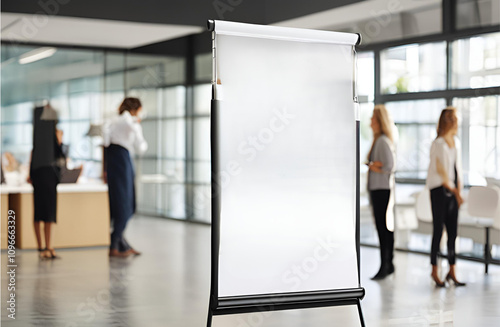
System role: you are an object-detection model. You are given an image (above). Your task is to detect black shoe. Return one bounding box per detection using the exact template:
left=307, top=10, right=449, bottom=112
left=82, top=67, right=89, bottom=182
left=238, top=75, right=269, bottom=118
left=388, top=263, right=395, bottom=274
left=432, top=275, right=446, bottom=287
left=371, top=264, right=394, bottom=280
left=446, top=273, right=466, bottom=287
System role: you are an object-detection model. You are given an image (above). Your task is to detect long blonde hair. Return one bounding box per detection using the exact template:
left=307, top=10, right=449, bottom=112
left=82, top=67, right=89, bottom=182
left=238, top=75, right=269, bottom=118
left=368, top=104, right=394, bottom=160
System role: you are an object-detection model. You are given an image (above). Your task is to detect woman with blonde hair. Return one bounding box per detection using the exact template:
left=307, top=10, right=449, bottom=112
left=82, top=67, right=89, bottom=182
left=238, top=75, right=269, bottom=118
left=367, top=104, right=397, bottom=280
left=426, top=107, right=465, bottom=287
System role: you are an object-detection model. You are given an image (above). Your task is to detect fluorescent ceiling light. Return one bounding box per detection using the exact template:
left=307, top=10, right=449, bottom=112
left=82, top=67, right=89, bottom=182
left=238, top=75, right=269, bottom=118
left=19, top=47, right=57, bottom=64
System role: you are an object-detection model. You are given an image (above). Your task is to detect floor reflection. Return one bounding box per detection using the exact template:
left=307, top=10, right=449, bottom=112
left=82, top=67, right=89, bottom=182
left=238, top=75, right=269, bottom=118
left=0, top=216, right=499, bottom=327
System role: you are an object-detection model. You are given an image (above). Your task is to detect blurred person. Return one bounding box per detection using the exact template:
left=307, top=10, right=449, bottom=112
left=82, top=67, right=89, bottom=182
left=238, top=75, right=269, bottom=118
left=103, top=97, right=147, bottom=258
left=426, top=107, right=465, bottom=287
left=2, top=152, right=22, bottom=185
left=2, top=152, right=20, bottom=172
left=28, top=106, right=66, bottom=259
left=366, top=104, right=396, bottom=280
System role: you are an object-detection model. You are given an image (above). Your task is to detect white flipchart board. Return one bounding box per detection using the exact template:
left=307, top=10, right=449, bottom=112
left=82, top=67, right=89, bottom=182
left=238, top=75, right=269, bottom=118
left=213, top=21, right=360, bottom=298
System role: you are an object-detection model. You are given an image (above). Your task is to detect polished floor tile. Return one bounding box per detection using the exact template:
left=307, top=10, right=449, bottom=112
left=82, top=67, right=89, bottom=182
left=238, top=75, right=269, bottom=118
left=1, top=216, right=499, bottom=326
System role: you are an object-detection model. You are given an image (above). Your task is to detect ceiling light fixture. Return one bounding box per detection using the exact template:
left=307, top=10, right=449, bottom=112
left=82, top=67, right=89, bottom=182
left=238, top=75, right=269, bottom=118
left=18, top=47, right=57, bottom=64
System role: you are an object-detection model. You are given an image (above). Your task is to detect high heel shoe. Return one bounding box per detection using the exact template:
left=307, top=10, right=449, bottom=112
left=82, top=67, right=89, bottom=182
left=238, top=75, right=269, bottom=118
left=39, top=248, right=51, bottom=259
left=431, top=265, right=445, bottom=287
left=45, top=248, right=60, bottom=259
left=446, top=273, right=466, bottom=287
left=431, top=274, right=446, bottom=287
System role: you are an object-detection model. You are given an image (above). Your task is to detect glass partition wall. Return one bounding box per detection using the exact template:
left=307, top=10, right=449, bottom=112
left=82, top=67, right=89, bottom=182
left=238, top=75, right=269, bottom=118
left=1, top=6, right=499, bottom=262
left=358, top=29, right=500, bottom=259
left=0, top=45, right=190, bottom=220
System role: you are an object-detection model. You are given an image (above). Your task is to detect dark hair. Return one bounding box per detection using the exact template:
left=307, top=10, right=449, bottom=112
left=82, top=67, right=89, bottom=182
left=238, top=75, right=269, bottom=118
left=436, top=107, right=458, bottom=138
left=118, top=97, right=142, bottom=115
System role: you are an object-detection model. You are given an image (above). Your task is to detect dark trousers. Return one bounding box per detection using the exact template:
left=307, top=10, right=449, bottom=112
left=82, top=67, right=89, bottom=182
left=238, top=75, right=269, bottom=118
left=106, top=144, right=136, bottom=252
left=111, top=219, right=132, bottom=252
left=430, top=186, right=458, bottom=265
left=370, top=190, right=394, bottom=266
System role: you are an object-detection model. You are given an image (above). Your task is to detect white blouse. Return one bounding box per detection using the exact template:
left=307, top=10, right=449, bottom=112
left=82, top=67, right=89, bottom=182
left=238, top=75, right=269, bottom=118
left=103, top=111, right=148, bottom=156
left=426, top=136, right=462, bottom=191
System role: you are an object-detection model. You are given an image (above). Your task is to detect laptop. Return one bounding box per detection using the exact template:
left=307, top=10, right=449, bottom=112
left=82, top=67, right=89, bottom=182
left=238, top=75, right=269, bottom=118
left=60, top=166, right=82, bottom=184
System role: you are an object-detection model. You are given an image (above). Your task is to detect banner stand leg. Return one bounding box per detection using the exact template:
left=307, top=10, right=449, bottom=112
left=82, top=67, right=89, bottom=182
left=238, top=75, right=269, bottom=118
left=206, top=300, right=365, bottom=327
left=206, top=307, right=213, bottom=327
left=357, top=299, right=365, bottom=327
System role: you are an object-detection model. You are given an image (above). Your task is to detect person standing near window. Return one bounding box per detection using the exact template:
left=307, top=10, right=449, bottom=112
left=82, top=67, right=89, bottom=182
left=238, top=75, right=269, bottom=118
left=426, top=107, right=465, bottom=287
left=103, top=97, right=147, bottom=258
left=367, top=104, right=396, bottom=280
left=28, top=105, right=65, bottom=259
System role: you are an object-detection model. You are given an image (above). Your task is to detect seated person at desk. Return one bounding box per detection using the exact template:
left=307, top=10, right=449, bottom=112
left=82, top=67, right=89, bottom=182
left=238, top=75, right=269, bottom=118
left=1, top=152, right=28, bottom=186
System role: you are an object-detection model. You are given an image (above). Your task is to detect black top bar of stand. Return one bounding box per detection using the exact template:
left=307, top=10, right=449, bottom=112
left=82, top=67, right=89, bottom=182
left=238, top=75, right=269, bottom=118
left=207, top=19, right=362, bottom=46
left=207, top=20, right=215, bottom=31
left=355, top=33, right=362, bottom=46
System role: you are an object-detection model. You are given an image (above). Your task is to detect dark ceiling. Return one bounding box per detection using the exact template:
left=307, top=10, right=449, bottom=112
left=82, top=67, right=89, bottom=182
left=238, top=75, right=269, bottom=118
left=1, top=0, right=362, bottom=27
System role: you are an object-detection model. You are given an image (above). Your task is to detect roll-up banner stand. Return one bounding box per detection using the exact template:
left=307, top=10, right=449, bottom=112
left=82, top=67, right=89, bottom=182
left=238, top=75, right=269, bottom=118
left=207, top=20, right=364, bottom=326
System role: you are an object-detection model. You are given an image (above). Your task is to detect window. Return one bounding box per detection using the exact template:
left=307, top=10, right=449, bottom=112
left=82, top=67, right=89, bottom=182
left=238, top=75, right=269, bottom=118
left=454, top=96, right=500, bottom=181
left=452, top=32, right=500, bottom=89
left=357, top=52, right=375, bottom=188
left=385, top=99, right=447, bottom=180
left=195, top=53, right=212, bottom=82
left=190, top=83, right=212, bottom=223
left=326, top=1, right=442, bottom=45
left=381, top=42, right=447, bottom=94
left=456, top=0, right=500, bottom=30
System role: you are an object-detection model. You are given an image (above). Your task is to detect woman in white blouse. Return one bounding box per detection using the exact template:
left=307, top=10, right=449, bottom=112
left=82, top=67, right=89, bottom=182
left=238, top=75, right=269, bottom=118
left=103, top=97, right=148, bottom=257
left=426, top=107, right=465, bottom=287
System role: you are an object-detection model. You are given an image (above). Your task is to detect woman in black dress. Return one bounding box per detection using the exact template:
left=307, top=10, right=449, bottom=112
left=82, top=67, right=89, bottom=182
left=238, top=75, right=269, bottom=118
left=28, top=106, right=65, bottom=259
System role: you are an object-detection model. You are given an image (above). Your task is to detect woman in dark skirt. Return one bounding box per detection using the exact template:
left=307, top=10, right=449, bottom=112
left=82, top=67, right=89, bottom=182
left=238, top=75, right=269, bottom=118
left=28, top=106, right=65, bottom=259
left=104, top=98, right=147, bottom=257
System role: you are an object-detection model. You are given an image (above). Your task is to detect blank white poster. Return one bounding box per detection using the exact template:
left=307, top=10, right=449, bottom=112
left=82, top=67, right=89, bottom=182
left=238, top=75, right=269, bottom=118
left=214, top=22, right=359, bottom=297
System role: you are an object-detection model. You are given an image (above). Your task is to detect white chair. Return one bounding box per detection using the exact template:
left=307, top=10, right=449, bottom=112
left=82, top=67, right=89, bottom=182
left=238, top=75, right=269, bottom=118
left=467, top=185, right=500, bottom=273
left=416, top=188, right=433, bottom=223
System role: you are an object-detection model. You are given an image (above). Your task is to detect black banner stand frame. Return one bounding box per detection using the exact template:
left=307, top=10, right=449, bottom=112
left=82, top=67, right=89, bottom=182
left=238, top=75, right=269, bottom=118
left=206, top=20, right=365, bottom=327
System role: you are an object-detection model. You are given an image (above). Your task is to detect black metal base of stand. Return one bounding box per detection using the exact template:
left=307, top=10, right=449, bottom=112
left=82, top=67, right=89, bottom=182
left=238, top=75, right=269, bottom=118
left=207, top=288, right=366, bottom=327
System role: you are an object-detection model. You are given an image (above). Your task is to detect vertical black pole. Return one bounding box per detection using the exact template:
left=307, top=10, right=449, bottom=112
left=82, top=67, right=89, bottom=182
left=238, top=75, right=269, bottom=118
left=207, top=21, right=219, bottom=327
left=354, top=37, right=362, bottom=287
left=207, top=97, right=220, bottom=327
left=356, top=120, right=361, bottom=285
left=357, top=299, right=366, bottom=327
left=206, top=309, right=213, bottom=327
left=485, top=227, right=490, bottom=274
